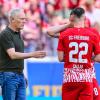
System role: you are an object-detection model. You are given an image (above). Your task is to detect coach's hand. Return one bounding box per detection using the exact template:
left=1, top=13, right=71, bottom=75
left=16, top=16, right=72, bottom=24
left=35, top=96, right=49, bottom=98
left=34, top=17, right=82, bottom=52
left=32, top=51, right=46, bottom=58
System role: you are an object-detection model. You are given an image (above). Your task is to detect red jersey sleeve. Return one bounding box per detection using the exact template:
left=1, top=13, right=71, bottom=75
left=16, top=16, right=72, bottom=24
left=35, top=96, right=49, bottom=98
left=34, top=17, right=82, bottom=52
left=89, top=28, right=100, bottom=55
left=93, top=33, right=100, bottom=55
left=57, top=32, right=64, bottom=51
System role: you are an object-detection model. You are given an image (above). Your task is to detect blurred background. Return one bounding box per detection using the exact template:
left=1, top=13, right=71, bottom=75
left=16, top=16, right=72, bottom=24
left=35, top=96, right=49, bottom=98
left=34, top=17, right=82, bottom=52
left=0, top=0, right=100, bottom=100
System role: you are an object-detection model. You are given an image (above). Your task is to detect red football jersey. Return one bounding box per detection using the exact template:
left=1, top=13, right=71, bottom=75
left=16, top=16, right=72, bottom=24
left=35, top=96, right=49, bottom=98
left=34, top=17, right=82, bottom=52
left=57, top=27, right=100, bottom=82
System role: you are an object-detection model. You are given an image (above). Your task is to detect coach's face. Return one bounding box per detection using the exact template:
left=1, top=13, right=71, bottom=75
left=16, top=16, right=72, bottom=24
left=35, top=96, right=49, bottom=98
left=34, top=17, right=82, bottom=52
left=13, top=11, right=27, bottom=31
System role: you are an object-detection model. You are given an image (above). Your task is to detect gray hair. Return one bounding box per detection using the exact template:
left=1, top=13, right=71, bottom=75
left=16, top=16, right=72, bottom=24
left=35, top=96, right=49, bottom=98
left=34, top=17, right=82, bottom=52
left=8, top=8, right=23, bottom=22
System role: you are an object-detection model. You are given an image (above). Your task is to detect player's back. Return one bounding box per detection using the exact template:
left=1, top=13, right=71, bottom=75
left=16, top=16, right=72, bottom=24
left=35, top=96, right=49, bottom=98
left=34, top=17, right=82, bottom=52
left=60, top=27, right=100, bottom=69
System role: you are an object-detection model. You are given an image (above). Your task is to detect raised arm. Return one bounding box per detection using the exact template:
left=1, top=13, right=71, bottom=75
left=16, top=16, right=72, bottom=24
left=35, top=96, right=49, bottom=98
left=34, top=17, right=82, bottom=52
left=46, top=22, right=74, bottom=38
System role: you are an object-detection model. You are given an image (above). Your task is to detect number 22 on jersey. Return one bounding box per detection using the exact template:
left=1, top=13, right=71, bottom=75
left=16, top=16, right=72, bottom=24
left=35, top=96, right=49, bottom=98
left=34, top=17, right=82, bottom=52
left=69, top=42, right=88, bottom=63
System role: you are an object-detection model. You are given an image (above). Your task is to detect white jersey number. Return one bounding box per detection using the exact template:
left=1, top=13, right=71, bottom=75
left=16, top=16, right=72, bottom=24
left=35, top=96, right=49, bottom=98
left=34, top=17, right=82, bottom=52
left=94, top=88, right=99, bottom=96
left=69, top=42, right=88, bottom=63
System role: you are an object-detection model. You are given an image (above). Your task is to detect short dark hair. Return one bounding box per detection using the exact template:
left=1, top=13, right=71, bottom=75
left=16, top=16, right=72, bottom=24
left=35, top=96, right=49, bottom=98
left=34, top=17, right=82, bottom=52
left=70, top=7, right=85, bottom=18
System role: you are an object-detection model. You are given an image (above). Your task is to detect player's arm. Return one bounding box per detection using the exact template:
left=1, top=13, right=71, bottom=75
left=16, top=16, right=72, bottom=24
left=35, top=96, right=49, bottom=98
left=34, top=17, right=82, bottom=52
left=46, top=22, right=73, bottom=38
left=57, top=32, right=64, bottom=62
left=57, top=51, right=64, bottom=62
left=92, top=31, right=100, bottom=62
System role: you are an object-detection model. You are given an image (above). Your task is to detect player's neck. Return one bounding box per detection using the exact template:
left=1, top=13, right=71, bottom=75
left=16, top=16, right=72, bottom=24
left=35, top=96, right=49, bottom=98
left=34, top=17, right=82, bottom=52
left=74, top=22, right=85, bottom=28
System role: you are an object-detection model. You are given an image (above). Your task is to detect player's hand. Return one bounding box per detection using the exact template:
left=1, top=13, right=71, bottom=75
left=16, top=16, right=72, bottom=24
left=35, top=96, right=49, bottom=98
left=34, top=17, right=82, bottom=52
left=68, top=21, right=74, bottom=28
left=32, top=51, right=46, bottom=58
left=61, top=19, right=74, bottom=28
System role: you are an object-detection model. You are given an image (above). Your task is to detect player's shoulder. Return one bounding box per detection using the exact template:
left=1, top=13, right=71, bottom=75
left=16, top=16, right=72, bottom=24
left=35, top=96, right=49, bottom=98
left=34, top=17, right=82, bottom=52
left=87, top=28, right=100, bottom=39
left=87, top=27, right=99, bottom=34
left=85, top=28, right=100, bottom=40
left=84, top=28, right=98, bottom=35
left=60, top=28, right=75, bottom=36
